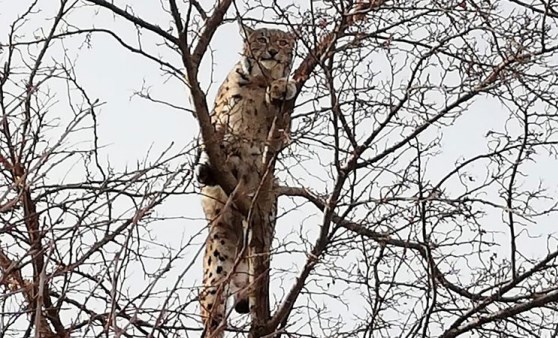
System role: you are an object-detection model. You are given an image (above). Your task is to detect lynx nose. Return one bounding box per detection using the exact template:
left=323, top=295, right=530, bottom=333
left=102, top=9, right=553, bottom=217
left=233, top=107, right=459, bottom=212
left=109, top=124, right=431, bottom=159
left=268, top=49, right=278, bottom=57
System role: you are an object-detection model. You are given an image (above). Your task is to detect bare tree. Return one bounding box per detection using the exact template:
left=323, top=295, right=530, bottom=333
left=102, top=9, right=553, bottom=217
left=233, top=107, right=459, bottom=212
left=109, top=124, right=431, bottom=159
left=0, top=2, right=194, bottom=337
left=2, top=0, right=558, bottom=337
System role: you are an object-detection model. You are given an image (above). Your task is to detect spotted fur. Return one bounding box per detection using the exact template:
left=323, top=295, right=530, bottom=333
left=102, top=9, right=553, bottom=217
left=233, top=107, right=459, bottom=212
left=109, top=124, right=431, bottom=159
left=198, top=24, right=296, bottom=337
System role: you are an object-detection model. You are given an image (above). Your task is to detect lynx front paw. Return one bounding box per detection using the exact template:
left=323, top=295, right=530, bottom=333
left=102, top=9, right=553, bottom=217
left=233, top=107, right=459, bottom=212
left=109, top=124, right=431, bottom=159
left=266, top=78, right=297, bottom=103
left=196, top=162, right=217, bottom=186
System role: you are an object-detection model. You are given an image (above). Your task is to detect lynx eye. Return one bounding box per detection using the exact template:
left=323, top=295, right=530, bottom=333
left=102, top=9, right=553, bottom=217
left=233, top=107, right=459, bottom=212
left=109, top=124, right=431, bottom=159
left=278, top=39, right=289, bottom=46
left=257, top=37, right=267, bottom=44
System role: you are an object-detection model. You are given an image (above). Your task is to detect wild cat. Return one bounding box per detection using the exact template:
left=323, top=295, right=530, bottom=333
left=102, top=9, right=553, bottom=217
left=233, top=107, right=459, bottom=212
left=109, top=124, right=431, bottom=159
left=197, top=23, right=297, bottom=337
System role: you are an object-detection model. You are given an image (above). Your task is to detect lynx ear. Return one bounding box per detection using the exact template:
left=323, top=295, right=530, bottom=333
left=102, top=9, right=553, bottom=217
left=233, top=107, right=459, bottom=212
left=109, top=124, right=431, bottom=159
left=238, top=19, right=255, bottom=40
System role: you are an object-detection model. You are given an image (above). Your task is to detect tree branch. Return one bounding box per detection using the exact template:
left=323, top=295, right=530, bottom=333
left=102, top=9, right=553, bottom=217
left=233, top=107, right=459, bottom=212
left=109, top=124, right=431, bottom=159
left=84, top=0, right=178, bottom=43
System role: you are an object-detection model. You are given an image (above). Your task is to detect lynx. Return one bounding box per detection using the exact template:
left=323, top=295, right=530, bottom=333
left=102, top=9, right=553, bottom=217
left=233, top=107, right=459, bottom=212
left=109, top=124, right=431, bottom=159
left=197, top=23, right=296, bottom=337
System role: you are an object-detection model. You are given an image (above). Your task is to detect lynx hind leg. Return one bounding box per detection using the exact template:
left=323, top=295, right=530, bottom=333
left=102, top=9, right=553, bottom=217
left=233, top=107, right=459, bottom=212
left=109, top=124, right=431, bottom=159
left=201, top=223, right=241, bottom=337
left=200, top=278, right=226, bottom=338
left=201, top=185, right=249, bottom=334
left=266, top=77, right=297, bottom=103
left=231, top=256, right=250, bottom=314
left=200, top=186, right=229, bottom=337
left=200, top=233, right=227, bottom=338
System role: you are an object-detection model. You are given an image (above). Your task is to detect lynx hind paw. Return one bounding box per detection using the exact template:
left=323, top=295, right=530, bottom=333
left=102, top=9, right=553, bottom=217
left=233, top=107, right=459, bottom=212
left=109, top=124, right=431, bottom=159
left=267, top=78, right=297, bottom=102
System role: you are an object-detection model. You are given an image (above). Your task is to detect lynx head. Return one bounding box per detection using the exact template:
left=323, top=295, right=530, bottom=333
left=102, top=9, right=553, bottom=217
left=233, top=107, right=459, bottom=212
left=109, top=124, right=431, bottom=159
left=240, top=24, right=296, bottom=79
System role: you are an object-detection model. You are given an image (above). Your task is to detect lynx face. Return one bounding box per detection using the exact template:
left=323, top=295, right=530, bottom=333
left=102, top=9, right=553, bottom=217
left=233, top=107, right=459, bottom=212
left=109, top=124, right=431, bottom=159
left=242, top=27, right=296, bottom=77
